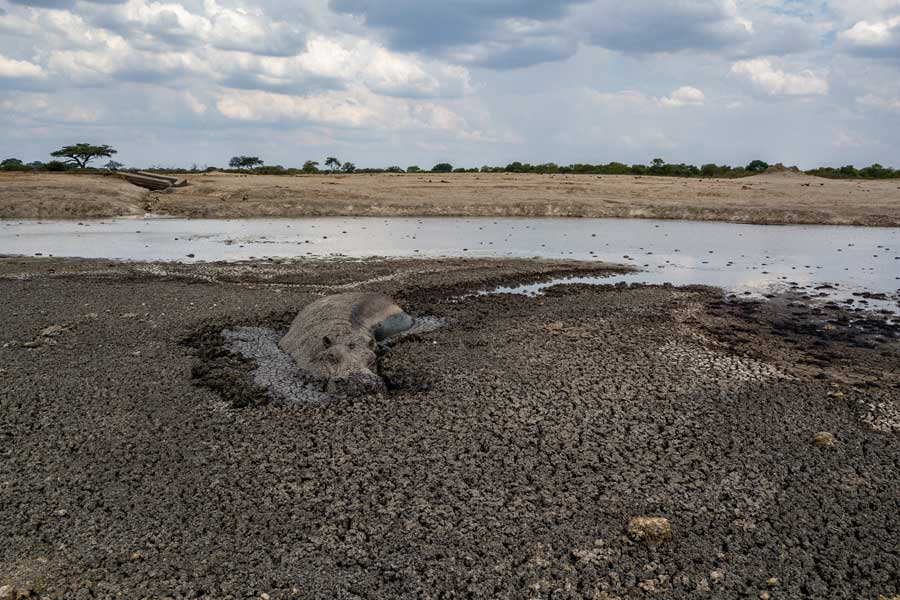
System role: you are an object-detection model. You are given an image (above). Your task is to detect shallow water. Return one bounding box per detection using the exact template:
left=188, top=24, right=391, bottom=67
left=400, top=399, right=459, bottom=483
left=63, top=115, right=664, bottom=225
left=2, top=216, right=898, bottom=311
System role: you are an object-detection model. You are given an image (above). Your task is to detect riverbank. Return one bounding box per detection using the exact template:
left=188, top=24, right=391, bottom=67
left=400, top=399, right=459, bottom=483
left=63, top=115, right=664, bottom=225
left=3, top=170, right=900, bottom=226
left=1, top=256, right=897, bottom=599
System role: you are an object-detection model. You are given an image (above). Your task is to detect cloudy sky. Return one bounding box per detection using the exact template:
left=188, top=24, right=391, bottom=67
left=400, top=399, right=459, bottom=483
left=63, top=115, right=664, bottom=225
left=1, top=0, right=899, bottom=169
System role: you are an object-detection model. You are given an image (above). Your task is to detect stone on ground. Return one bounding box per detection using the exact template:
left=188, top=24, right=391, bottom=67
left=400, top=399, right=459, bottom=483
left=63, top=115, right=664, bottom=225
left=627, top=516, right=672, bottom=544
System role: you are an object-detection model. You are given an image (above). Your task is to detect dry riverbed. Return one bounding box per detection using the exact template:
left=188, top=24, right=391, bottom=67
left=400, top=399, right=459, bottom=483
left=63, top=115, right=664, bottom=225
left=2, top=170, right=900, bottom=225
left=0, top=256, right=898, bottom=599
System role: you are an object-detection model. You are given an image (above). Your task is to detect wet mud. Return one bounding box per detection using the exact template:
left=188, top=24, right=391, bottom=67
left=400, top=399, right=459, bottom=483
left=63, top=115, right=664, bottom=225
left=0, top=256, right=897, bottom=599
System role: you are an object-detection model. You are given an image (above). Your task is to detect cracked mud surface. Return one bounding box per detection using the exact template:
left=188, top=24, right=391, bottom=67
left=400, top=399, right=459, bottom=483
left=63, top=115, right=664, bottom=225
left=1, top=256, right=897, bottom=599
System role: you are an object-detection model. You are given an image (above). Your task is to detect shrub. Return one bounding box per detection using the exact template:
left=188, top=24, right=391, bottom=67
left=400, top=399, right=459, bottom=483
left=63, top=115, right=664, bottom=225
left=431, top=163, right=453, bottom=173
left=45, top=160, right=70, bottom=172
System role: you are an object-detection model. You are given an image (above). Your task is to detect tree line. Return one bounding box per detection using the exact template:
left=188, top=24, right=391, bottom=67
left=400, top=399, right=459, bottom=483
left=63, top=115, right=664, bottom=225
left=2, top=144, right=899, bottom=180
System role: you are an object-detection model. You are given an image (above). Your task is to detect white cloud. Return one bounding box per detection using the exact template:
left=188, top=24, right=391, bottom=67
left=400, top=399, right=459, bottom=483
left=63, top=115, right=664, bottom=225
left=731, top=58, right=828, bottom=96
left=839, top=15, right=900, bottom=50
left=660, top=86, right=706, bottom=107
left=833, top=131, right=869, bottom=148
left=857, top=94, right=900, bottom=111
left=216, top=85, right=464, bottom=131
left=0, top=54, right=45, bottom=79
left=591, top=86, right=705, bottom=109
left=0, top=92, right=98, bottom=123
left=184, top=91, right=207, bottom=114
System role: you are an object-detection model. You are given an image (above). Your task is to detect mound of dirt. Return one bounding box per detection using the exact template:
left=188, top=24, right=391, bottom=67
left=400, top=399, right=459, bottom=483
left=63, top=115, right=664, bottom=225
left=764, top=163, right=802, bottom=174
left=0, top=172, right=147, bottom=218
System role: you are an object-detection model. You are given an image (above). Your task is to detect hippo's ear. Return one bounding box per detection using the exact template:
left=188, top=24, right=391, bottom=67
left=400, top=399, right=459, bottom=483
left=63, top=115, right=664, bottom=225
left=322, top=335, right=333, bottom=348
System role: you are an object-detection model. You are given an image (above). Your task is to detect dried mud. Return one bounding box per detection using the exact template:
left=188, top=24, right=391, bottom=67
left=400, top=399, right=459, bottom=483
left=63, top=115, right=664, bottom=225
left=0, top=256, right=897, bottom=599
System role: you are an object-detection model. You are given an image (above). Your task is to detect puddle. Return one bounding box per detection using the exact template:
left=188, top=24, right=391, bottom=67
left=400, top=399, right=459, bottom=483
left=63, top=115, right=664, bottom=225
left=3, top=216, right=898, bottom=313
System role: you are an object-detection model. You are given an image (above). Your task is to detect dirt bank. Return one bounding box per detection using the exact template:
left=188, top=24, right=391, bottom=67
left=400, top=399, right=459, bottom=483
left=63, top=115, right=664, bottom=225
left=3, top=171, right=899, bottom=225
left=0, top=172, right=146, bottom=219
left=1, top=256, right=897, bottom=599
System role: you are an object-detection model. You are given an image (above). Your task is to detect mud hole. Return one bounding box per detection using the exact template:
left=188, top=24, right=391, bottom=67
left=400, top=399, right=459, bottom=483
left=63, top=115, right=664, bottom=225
left=183, top=311, right=443, bottom=408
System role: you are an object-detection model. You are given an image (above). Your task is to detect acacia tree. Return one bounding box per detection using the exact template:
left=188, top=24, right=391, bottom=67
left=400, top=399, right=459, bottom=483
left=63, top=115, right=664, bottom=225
left=228, top=156, right=263, bottom=169
left=324, top=156, right=341, bottom=173
left=341, top=162, right=356, bottom=173
left=50, top=143, right=117, bottom=168
left=302, top=160, right=320, bottom=173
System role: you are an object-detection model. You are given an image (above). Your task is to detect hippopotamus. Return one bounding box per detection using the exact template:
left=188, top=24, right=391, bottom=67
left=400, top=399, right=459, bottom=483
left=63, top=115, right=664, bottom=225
left=278, top=293, right=415, bottom=394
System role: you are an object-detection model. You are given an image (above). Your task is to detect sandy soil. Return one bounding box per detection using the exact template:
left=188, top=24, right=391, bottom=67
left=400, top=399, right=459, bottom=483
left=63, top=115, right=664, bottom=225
left=2, top=171, right=899, bottom=225
left=0, top=172, right=146, bottom=219
left=1, top=256, right=898, bottom=599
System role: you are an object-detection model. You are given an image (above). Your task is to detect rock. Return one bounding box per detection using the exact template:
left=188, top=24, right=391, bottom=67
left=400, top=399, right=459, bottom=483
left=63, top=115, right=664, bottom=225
left=22, top=341, right=41, bottom=348
left=767, top=577, right=779, bottom=587
left=627, top=516, right=672, bottom=544
left=759, top=592, right=771, bottom=600
left=709, top=570, right=725, bottom=584
left=813, top=431, right=836, bottom=447
left=41, top=324, right=65, bottom=337
left=0, top=586, right=13, bottom=600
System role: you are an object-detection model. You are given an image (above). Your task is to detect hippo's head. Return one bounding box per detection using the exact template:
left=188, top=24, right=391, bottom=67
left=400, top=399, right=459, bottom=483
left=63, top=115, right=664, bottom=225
left=315, top=332, right=384, bottom=395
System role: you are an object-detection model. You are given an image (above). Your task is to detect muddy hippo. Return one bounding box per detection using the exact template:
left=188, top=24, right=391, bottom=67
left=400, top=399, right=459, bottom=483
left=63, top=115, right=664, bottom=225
left=279, top=293, right=414, bottom=394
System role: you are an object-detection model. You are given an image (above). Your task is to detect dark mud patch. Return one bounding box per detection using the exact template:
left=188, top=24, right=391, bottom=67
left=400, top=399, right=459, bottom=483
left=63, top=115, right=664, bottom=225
left=702, top=291, right=900, bottom=432
left=182, top=311, right=442, bottom=408
left=181, top=317, right=290, bottom=408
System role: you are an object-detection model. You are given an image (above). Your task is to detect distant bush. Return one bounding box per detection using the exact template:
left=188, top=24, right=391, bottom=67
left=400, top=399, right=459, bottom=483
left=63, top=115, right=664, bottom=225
left=431, top=163, right=453, bottom=173
left=1, top=158, right=24, bottom=171
left=45, top=160, right=71, bottom=172
left=255, top=165, right=286, bottom=175
left=746, top=160, right=769, bottom=173
left=806, top=163, right=898, bottom=179
left=386, top=166, right=403, bottom=173
left=407, top=166, right=421, bottom=173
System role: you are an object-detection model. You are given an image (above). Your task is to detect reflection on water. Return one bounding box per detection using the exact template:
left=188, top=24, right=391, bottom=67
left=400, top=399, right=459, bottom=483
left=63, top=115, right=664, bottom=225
left=2, top=216, right=898, bottom=310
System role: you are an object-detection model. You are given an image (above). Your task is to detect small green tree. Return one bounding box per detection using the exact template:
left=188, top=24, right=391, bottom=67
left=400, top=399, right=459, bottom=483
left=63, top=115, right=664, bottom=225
left=325, top=156, right=341, bottom=173
left=431, top=162, right=453, bottom=173
left=302, top=160, right=320, bottom=173
left=407, top=165, right=421, bottom=173
left=341, top=162, right=356, bottom=173
left=1, top=158, right=23, bottom=170
left=50, top=143, right=117, bottom=168
left=746, top=160, right=769, bottom=173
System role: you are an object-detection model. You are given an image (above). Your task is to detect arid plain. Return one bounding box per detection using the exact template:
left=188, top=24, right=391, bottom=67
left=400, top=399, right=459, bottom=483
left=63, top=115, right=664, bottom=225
left=2, top=170, right=899, bottom=225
